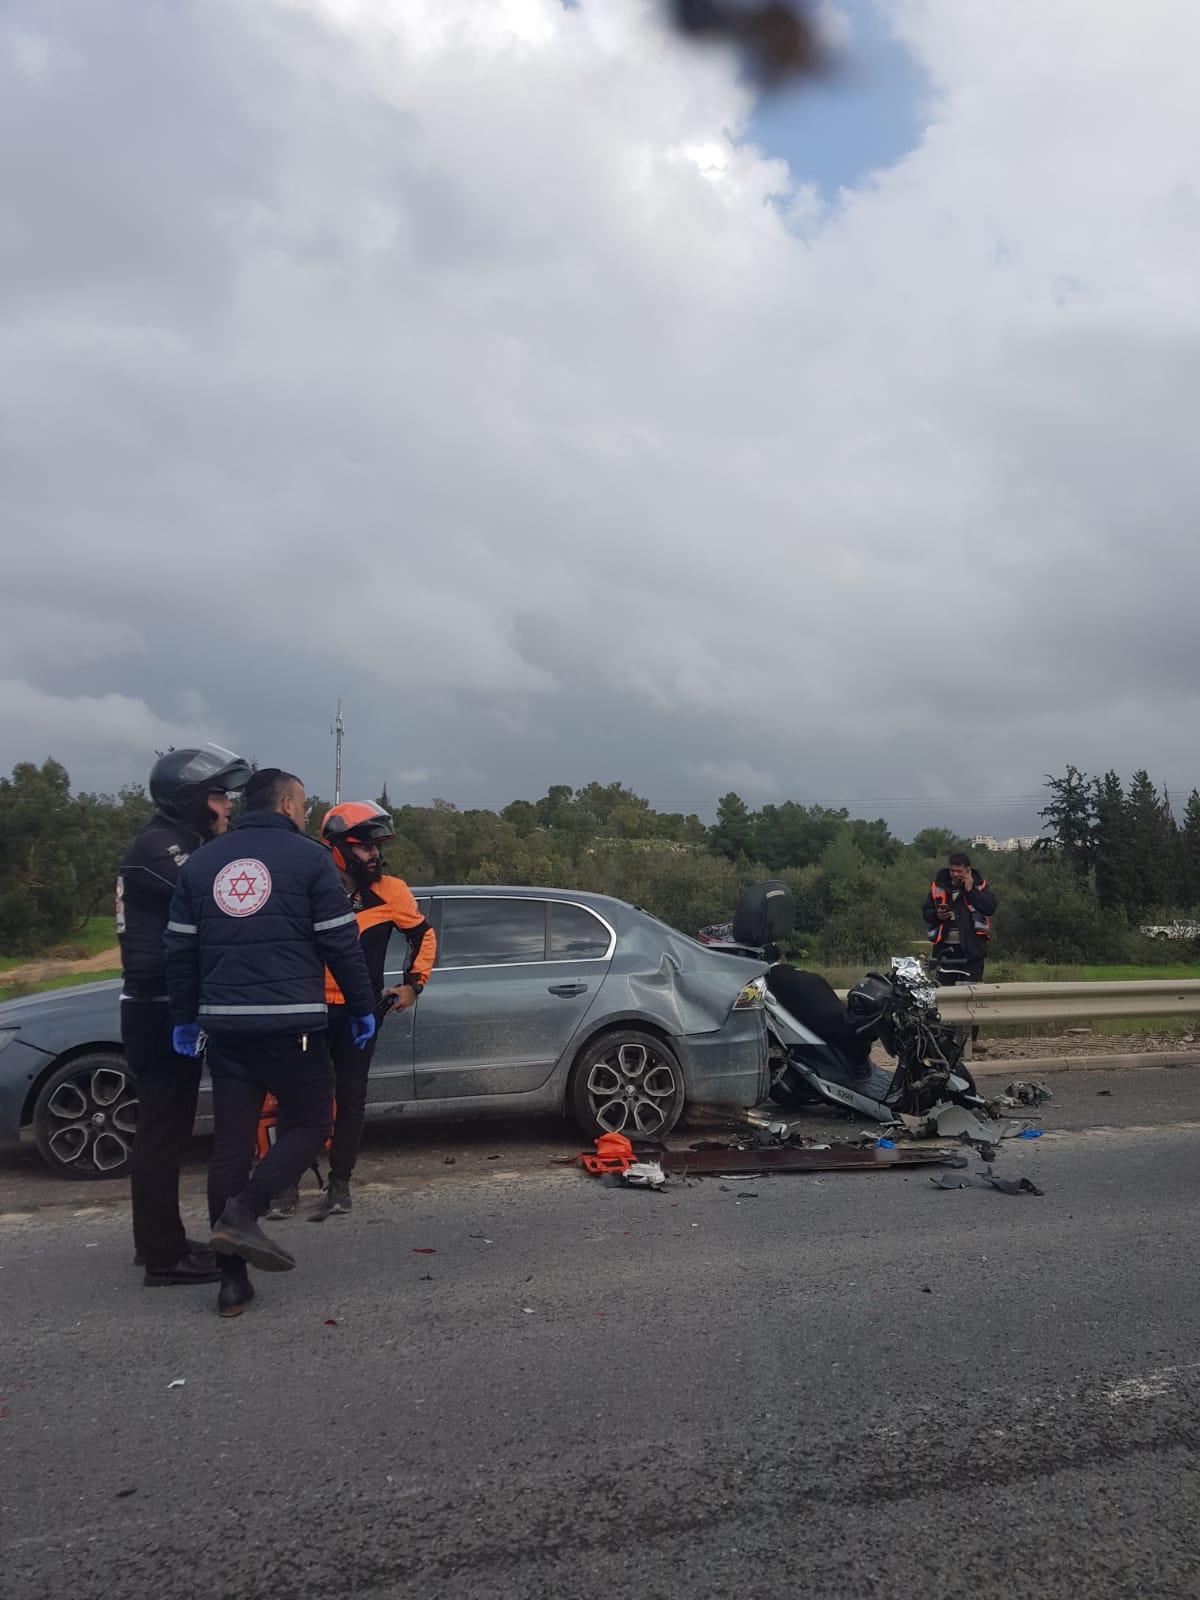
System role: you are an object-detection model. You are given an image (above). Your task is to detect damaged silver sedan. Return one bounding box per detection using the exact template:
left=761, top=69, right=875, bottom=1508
left=0, top=886, right=770, bottom=1179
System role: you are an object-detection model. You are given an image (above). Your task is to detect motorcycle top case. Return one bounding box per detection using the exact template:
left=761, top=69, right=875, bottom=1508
left=732, top=880, right=796, bottom=947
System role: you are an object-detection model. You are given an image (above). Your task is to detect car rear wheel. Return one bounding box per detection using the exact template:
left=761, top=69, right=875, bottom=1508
left=568, top=1029, right=685, bottom=1140
left=33, top=1053, right=138, bottom=1180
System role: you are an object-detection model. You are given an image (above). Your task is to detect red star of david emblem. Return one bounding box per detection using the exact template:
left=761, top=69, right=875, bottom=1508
left=225, top=870, right=259, bottom=904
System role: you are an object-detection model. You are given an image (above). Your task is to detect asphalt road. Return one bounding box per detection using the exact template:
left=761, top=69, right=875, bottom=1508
left=4, top=1067, right=1200, bottom=1600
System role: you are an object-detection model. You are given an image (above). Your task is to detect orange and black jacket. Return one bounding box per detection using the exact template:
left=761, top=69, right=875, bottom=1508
left=324, top=875, right=437, bottom=1006
left=922, top=868, right=996, bottom=959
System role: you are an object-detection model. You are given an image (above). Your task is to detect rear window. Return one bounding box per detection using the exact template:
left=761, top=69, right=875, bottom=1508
left=438, top=898, right=547, bottom=967
left=549, top=902, right=612, bottom=960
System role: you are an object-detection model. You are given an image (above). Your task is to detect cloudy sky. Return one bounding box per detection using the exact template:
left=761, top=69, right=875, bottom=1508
left=3, top=0, right=1198, bottom=839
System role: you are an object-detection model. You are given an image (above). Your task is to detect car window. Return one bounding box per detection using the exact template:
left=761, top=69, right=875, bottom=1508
left=384, top=898, right=432, bottom=972
left=549, top=901, right=613, bottom=960
left=438, top=898, right=548, bottom=967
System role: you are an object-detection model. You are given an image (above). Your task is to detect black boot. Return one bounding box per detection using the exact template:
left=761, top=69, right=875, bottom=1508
left=209, top=1198, right=296, bottom=1273
left=143, top=1251, right=223, bottom=1288
left=216, top=1256, right=256, bottom=1318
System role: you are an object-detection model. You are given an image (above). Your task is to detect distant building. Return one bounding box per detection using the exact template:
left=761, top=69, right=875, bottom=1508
left=970, top=834, right=1041, bottom=854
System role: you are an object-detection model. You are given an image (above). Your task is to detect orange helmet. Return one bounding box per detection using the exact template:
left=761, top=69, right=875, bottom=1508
left=321, top=801, right=396, bottom=873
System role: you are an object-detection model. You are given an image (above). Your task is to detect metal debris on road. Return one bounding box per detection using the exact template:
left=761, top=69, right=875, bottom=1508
left=658, top=1146, right=958, bottom=1177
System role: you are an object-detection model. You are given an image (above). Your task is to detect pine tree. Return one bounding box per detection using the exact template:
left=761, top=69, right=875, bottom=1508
left=1093, top=771, right=1135, bottom=918
left=1038, top=766, right=1096, bottom=877
left=1127, top=769, right=1172, bottom=912
left=709, top=793, right=756, bottom=861
left=1180, top=791, right=1200, bottom=912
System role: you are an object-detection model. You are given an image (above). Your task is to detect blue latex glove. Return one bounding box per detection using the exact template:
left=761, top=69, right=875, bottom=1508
left=172, top=1023, right=200, bottom=1058
left=350, top=1013, right=376, bottom=1052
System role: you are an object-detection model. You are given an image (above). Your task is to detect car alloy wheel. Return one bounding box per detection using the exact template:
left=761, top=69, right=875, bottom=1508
left=571, top=1030, right=685, bottom=1139
left=32, top=1054, right=139, bottom=1180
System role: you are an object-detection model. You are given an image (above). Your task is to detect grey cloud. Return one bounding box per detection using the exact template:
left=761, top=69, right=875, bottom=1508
left=2, top=0, right=1199, bottom=837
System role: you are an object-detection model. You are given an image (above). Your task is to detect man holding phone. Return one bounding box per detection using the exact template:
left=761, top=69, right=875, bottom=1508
left=923, top=852, right=997, bottom=1040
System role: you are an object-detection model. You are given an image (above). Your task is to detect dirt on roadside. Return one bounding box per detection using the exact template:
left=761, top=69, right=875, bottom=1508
left=1, top=947, right=121, bottom=985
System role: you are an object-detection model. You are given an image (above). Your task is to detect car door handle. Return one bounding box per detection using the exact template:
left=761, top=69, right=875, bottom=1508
left=548, top=981, right=588, bottom=998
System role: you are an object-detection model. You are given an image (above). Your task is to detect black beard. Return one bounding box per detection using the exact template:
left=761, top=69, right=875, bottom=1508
left=349, top=858, right=384, bottom=889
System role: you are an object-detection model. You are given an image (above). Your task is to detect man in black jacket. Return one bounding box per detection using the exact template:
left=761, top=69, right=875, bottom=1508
left=118, top=744, right=252, bottom=1287
left=164, top=768, right=377, bottom=1316
left=922, top=852, right=997, bottom=984
left=923, top=852, right=998, bottom=1042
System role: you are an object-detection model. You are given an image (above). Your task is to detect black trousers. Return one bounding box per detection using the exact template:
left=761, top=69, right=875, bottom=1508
left=934, top=955, right=986, bottom=1041
left=206, top=1032, right=334, bottom=1226
left=326, top=1007, right=377, bottom=1182
left=122, top=999, right=203, bottom=1271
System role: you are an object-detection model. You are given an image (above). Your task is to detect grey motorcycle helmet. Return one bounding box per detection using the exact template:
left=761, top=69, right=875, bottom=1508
left=149, top=744, right=252, bottom=829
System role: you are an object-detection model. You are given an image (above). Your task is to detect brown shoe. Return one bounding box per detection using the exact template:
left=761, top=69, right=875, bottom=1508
left=209, top=1200, right=296, bottom=1273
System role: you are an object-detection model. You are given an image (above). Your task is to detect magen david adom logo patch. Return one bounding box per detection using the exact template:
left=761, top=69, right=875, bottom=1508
left=213, top=858, right=273, bottom=918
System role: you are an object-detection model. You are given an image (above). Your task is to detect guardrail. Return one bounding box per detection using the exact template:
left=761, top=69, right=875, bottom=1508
left=834, top=979, right=1200, bottom=1026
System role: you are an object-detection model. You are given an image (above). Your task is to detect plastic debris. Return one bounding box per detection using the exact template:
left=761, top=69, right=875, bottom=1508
left=930, top=1174, right=970, bottom=1190
left=1016, top=1129, right=1045, bottom=1140
left=412, top=1248, right=437, bottom=1255
left=167, top=1379, right=186, bottom=1389
left=324, top=1319, right=337, bottom=1327
left=1006, top=1080, right=1054, bottom=1107
left=984, top=1174, right=1044, bottom=1197
left=622, top=1161, right=668, bottom=1190
left=876, top=1138, right=897, bottom=1149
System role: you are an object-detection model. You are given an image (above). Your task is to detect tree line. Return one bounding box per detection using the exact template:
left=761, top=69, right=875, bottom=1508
left=2, top=759, right=1198, bottom=966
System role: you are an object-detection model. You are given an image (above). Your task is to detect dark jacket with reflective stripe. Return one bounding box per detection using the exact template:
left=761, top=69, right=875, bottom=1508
left=163, top=810, right=375, bottom=1036
left=117, top=813, right=209, bottom=993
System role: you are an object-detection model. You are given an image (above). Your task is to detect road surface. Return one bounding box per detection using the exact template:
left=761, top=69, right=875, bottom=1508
left=3, top=1067, right=1199, bottom=1599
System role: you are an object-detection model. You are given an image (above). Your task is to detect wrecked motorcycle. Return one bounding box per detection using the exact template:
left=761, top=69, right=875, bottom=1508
left=701, top=881, right=987, bottom=1124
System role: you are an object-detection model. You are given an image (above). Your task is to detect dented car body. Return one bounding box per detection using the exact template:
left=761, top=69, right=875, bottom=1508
left=0, top=885, right=769, bottom=1179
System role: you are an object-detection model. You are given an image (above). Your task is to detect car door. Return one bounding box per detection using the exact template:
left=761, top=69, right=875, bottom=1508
left=413, top=895, right=614, bottom=1100
left=364, top=899, right=430, bottom=1109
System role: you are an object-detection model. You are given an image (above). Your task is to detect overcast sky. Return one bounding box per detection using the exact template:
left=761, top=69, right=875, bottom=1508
left=2, top=0, right=1198, bottom=840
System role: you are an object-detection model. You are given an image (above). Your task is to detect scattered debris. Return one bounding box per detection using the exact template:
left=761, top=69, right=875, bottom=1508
left=115, top=1488, right=137, bottom=1499
left=443, top=1157, right=456, bottom=1165
left=736, top=1191, right=760, bottom=1199
left=324, top=1319, right=337, bottom=1327
left=167, top=1379, right=186, bottom=1390
left=621, top=1161, right=668, bottom=1191
left=522, top=1307, right=536, bottom=1315
left=921, top=1285, right=933, bottom=1294
left=659, top=1146, right=957, bottom=1177
left=876, top=1138, right=896, bottom=1149
left=932, top=1171, right=1045, bottom=1196
left=1016, top=1129, right=1045, bottom=1140
left=984, top=1175, right=1045, bottom=1197
left=1005, top=1080, right=1054, bottom=1108
left=1097, top=1089, right=1113, bottom=1097
left=412, top=1248, right=437, bottom=1255
left=933, top=1105, right=1005, bottom=1142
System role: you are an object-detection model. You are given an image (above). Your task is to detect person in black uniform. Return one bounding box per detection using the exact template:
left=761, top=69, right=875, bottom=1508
left=164, top=768, right=377, bottom=1317
left=118, top=744, right=251, bottom=1287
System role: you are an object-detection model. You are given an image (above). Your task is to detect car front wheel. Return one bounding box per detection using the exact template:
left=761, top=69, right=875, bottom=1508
left=568, top=1029, right=685, bottom=1140
left=32, top=1053, right=138, bottom=1180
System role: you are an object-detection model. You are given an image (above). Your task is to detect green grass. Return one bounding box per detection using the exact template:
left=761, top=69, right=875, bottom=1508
left=0, top=916, right=118, bottom=973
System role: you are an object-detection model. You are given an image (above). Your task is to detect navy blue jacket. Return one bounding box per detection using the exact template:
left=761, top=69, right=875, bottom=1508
left=164, top=811, right=375, bottom=1036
